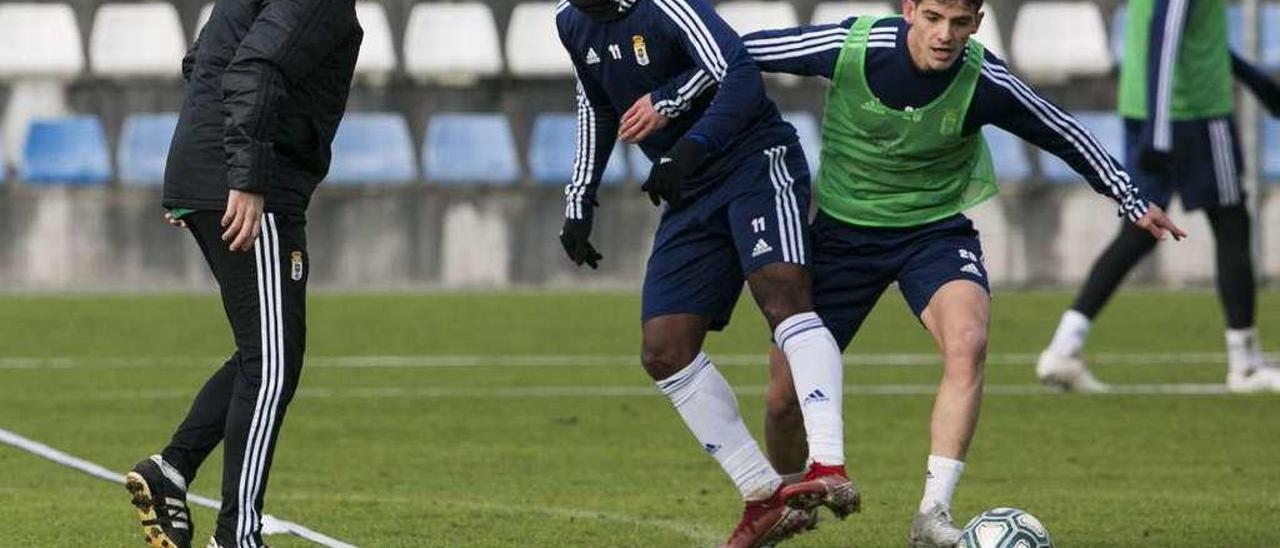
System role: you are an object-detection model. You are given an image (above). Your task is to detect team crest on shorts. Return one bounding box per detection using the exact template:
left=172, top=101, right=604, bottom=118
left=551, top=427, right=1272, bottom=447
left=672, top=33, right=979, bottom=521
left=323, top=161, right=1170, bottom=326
left=290, top=251, right=304, bottom=281
left=632, top=35, right=650, bottom=66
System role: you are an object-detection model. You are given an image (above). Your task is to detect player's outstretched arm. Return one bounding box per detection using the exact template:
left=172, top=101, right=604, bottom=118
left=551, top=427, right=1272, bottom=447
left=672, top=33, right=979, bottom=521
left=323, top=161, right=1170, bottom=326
left=742, top=18, right=855, bottom=78
left=1231, top=50, right=1280, bottom=117
left=977, top=54, right=1184, bottom=240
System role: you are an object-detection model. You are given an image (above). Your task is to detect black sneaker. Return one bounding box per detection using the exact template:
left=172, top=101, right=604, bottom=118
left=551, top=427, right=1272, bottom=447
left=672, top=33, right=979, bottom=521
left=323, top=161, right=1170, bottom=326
left=125, top=455, right=193, bottom=548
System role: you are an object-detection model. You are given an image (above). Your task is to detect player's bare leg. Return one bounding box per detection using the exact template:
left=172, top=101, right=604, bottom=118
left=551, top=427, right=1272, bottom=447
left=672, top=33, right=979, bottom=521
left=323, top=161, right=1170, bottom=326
left=747, top=264, right=859, bottom=519
left=910, top=280, right=989, bottom=547
left=642, top=314, right=812, bottom=547
left=765, top=345, right=807, bottom=477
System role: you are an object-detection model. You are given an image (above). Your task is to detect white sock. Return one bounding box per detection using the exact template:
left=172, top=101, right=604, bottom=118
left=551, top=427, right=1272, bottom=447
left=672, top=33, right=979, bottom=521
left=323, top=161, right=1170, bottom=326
left=775, top=312, right=845, bottom=466
left=919, top=455, right=965, bottom=513
left=1226, top=327, right=1263, bottom=373
left=657, top=353, right=781, bottom=501
left=1047, top=310, right=1091, bottom=357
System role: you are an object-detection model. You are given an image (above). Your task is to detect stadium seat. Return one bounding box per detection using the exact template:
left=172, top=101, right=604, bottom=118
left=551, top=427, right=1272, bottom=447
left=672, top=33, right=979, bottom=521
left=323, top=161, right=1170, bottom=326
left=423, top=113, right=521, bottom=185
left=404, top=2, right=503, bottom=83
left=1262, top=117, right=1280, bottom=182
left=628, top=145, right=651, bottom=180
left=1038, top=111, right=1123, bottom=183
left=1010, top=2, right=1113, bottom=83
left=810, top=2, right=895, bottom=25
left=784, top=111, right=821, bottom=175
left=197, top=3, right=212, bottom=34
left=89, top=3, right=185, bottom=78
left=20, top=116, right=112, bottom=185
left=327, top=112, right=417, bottom=185
left=117, top=113, right=178, bottom=186
left=507, top=2, right=573, bottom=77
left=973, top=6, right=1005, bottom=60
left=718, top=1, right=798, bottom=35
left=353, top=2, right=396, bottom=83
left=0, top=3, right=84, bottom=163
left=0, top=3, right=84, bottom=78
left=1110, top=5, right=1126, bottom=67
left=528, top=114, right=627, bottom=185
left=982, top=126, right=1031, bottom=182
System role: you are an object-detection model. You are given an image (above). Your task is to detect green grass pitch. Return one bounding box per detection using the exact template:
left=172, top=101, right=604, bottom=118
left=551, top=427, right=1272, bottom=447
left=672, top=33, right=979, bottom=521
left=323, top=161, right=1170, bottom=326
left=0, top=290, right=1277, bottom=546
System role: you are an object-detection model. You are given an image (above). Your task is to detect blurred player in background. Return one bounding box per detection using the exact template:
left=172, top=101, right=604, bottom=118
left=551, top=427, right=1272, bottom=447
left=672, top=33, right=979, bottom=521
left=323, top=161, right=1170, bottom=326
left=1039, top=0, right=1280, bottom=393
left=629, top=0, right=1184, bottom=545
left=556, top=0, right=857, bottom=545
left=123, top=2, right=361, bottom=547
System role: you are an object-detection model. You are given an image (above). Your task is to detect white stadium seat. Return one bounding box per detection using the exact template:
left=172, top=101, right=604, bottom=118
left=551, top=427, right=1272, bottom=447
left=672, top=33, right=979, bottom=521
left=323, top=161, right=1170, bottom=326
left=405, top=2, right=504, bottom=83
left=810, top=2, right=895, bottom=25
left=506, top=2, right=572, bottom=77
left=717, top=1, right=798, bottom=35
left=973, top=6, right=1004, bottom=60
left=0, top=3, right=84, bottom=78
left=1010, top=2, right=1113, bottom=83
left=90, top=3, right=186, bottom=78
left=0, top=3, right=83, bottom=165
left=354, top=2, right=396, bottom=83
left=196, top=3, right=212, bottom=35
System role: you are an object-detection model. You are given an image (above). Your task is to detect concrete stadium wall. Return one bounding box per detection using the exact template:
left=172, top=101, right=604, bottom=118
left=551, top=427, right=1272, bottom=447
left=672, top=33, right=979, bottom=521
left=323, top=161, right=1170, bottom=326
left=0, top=185, right=1274, bottom=291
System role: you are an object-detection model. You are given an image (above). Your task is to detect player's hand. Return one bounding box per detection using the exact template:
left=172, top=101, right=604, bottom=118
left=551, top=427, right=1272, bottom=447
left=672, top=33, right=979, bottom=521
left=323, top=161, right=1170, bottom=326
left=1137, top=147, right=1173, bottom=175
left=619, top=94, right=670, bottom=144
left=560, top=217, right=603, bottom=269
left=1134, top=203, right=1187, bottom=241
left=641, top=138, right=706, bottom=207
left=163, top=211, right=187, bottom=229
left=221, top=189, right=264, bottom=252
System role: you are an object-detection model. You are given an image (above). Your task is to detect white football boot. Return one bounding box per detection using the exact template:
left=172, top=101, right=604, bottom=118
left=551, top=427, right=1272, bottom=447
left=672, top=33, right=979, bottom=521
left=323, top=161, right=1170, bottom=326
left=1227, top=365, right=1280, bottom=393
left=908, top=503, right=963, bottom=548
left=1036, top=349, right=1110, bottom=393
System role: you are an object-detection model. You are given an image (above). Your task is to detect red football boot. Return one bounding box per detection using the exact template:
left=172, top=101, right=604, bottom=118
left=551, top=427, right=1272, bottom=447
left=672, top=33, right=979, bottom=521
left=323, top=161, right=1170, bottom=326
left=721, top=486, right=818, bottom=548
left=779, top=463, right=862, bottom=519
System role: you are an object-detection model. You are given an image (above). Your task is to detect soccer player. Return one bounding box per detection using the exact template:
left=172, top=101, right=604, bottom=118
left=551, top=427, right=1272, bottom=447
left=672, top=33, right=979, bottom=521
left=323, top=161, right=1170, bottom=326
left=629, top=1, right=1184, bottom=545
left=1038, top=0, right=1280, bottom=393
left=123, top=3, right=361, bottom=548
left=556, top=0, right=854, bottom=545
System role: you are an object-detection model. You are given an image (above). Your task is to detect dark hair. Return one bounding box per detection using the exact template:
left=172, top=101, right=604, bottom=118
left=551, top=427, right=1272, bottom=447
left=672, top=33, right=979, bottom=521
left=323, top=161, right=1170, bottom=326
left=918, top=0, right=985, bottom=14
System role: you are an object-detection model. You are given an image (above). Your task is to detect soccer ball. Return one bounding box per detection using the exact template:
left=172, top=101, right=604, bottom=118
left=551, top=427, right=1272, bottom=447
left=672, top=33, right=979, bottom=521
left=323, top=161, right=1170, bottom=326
left=960, top=507, right=1053, bottom=548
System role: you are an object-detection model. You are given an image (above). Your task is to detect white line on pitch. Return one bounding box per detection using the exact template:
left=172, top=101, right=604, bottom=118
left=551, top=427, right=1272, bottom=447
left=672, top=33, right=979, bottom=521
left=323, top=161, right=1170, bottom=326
left=0, top=426, right=357, bottom=548
left=28, top=383, right=1242, bottom=402
left=0, top=351, right=1260, bottom=370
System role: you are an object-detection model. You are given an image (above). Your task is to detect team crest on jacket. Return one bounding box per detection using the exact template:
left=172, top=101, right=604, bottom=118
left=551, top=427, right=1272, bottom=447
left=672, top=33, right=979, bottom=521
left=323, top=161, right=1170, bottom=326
left=632, top=35, right=650, bottom=66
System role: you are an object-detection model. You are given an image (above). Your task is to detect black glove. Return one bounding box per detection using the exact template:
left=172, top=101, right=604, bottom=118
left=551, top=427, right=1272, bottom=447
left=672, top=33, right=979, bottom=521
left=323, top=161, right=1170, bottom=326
left=559, top=217, right=602, bottom=269
left=641, top=138, right=708, bottom=207
left=1137, top=146, right=1173, bottom=175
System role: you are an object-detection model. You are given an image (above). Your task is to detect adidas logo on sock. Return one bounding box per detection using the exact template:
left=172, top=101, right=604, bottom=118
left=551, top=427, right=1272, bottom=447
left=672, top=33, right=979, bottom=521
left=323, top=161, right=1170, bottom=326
left=751, top=238, right=773, bottom=258
left=704, top=443, right=722, bottom=455
left=961, top=263, right=983, bottom=278
left=802, top=389, right=829, bottom=405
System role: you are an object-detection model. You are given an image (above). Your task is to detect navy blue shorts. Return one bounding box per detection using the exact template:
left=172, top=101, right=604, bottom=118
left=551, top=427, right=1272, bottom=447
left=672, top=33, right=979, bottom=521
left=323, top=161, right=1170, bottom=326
left=810, top=212, right=990, bottom=350
left=1125, top=116, right=1244, bottom=211
left=642, top=143, right=811, bottom=330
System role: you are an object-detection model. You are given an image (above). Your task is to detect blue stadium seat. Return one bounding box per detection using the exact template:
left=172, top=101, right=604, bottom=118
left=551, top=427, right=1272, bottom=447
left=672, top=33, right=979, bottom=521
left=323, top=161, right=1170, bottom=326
left=628, top=145, right=651, bottom=180
left=1110, top=6, right=1126, bottom=67
left=328, top=112, right=417, bottom=185
left=784, top=111, right=821, bottom=175
left=528, top=114, right=627, bottom=185
left=117, top=113, right=178, bottom=186
left=1262, top=117, right=1280, bottom=182
left=1229, top=5, right=1280, bottom=70
left=1039, top=112, right=1123, bottom=183
left=983, top=126, right=1031, bottom=182
left=21, top=116, right=111, bottom=185
left=423, top=113, right=520, bottom=185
